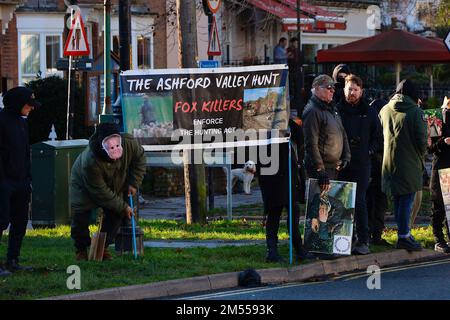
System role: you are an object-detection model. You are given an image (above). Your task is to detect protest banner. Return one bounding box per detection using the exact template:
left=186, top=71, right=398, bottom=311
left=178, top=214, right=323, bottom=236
left=439, top=168, right=450, bottom=225
left=303, top=179, right=356, bottom=256
left=119, top=65, right=289, bottom=150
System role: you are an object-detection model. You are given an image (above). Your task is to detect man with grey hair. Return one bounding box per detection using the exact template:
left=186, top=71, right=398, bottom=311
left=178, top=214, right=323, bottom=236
left=302, top=74, right=350, bottom=192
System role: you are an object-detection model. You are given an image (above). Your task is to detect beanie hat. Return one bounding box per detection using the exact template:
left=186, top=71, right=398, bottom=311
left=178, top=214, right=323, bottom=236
left=3, top=86, right=41, bottom=113
left=96, top=122, right=121, bottom=145
left=395, top=79, right=419, bottom=102
left=332, top=64, right=351, bottom=83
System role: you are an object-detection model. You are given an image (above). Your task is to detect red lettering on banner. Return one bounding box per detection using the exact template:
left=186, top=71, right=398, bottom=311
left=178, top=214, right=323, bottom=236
left=178, top=99, right=244, bottom=113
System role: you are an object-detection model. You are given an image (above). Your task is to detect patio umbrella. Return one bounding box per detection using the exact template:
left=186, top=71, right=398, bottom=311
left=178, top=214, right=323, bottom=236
left=316, top=29, right=450, bottom=87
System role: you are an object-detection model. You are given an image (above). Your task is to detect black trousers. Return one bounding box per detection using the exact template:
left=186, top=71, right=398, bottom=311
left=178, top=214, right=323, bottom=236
left=339, top=165, right=371, bottom=244
left=0, top=179, right=31, bottom=261
left=265, top=203, right=305, bottom=255
left=430, top=169, right=450, bottom=243
left=367, top=170, right=387, bottom=240
left=71, top=208, right=125, bottom=251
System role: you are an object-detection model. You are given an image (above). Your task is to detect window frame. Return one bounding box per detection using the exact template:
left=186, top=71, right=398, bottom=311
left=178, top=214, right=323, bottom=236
left=18, top=31, right=63, bottom=85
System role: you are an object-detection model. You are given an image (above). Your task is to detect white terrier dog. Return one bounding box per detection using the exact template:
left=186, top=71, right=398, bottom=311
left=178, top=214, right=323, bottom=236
left=231, top=160, right=256, bottom=194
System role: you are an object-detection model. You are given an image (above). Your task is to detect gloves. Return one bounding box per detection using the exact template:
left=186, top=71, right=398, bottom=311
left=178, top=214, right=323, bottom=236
left=336, top=160, right=348, bottom=171
left=317, top=170, right=330, bottom=187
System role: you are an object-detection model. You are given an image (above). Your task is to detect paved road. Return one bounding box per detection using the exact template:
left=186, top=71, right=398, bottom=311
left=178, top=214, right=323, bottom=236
left=176, top=258, right=450, bottom=300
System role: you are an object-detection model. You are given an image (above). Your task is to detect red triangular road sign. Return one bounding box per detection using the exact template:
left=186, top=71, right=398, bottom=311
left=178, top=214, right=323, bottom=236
left=207, top=15, right=221, bottom=56
left=64, top=12, right=90, bottom=56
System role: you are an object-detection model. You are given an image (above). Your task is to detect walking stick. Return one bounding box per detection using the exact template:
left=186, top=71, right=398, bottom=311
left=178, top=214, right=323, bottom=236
left=129, top=195, right=138, bottom=260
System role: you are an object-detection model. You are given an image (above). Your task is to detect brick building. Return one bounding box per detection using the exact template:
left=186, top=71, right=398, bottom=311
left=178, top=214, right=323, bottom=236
left=0, top=0, right=169, bottom=94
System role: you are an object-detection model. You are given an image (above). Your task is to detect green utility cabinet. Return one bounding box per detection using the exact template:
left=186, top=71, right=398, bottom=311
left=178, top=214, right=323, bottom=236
left=31, top=140, right=89, bottom=228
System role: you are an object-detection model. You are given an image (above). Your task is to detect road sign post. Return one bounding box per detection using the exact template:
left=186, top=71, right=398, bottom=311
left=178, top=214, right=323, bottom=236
left=63, top=11, right=90, bottom=139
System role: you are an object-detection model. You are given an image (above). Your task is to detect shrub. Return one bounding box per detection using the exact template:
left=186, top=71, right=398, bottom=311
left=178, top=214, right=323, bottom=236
left=26, top=75, right=92, bottom=144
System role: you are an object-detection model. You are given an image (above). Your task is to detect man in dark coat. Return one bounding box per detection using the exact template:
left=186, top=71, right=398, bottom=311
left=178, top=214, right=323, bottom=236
left=428, top=97, right=450, bottom=253
left=302, top=74, right=351, bottom=192
left=0, top=86, right=41, bottom=275
left=337, top=75, right=383, bottom=255
left=258, top=118, right=312, bottom=263
left=70, top=122, right=146, bottom=261
left=379, top=79, right=427, bottom=251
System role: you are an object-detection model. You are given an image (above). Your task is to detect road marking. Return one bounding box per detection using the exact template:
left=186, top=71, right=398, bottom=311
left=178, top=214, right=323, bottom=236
left=177, top=258, right=450, bottom=300
left=338, top=258, right=450, bottom=282
left=177, top=280, right=330, bottom=300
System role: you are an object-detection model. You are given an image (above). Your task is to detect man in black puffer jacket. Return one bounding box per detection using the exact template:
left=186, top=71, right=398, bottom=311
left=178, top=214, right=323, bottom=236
left=0, top=87, right=41, bottom=275
left=336, top=75, right=382, bottom=255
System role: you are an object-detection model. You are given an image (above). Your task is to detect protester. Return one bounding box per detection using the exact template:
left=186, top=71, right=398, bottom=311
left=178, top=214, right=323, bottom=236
left=337, top=75, right=383, bottom=255
left=70, top=122, right=146, bottom=261
left=302, top=74, right=351, bottom=192
left=287, top=37, right=302, bottom=110
left=0, top=86, right=41, bottom=275
left=258, top=118, right=313, bottom=263
left=379, top=79, right=427, bottom=251
left=367, top=92, right=390, bottom=246
left=427, top=96, right=450, bottom=253
left=273, top=37, right=288, bottom=64
left=332, top=64, right=351, bottom=104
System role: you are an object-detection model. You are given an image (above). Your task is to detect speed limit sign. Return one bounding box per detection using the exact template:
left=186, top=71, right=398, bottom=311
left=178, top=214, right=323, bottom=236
left=206, top=0, right=221, bottom=14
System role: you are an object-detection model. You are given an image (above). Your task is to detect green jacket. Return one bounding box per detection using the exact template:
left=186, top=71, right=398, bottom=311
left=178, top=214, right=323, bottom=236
left=379, top=94, right=427, bottom=196
left=70, top=132, right=146, bottom=215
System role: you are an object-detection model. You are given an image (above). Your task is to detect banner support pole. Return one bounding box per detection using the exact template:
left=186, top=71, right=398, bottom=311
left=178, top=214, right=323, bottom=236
left=288, top=138, right=293, bottom=265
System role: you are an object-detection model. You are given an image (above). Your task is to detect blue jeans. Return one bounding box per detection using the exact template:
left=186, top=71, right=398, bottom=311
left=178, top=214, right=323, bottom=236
left=393, top=193, right=416, bottom=237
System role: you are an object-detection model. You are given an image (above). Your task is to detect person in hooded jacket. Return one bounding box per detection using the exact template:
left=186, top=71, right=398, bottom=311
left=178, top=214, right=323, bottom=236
left=337, top=75, right=383, bottom=255
left=332, top=64, right=351, bottom=104
left=379, top=79, right=427, bottom=251
left=428, top=96, right=450, bottom=253
left=0, top=86, right=41, bottom=276
left=70, top=122, right=146, bottom=261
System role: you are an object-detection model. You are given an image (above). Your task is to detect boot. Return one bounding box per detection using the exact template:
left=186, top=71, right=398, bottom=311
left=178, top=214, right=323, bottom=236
left=265, top=239, right=284, bottom=263
left=5, top=259, right=33, bottom=272
left=396, top=236, right=422, bottom=251
left=294, top=243, right=317, bottom=262
left=434, top=242, right=450, bottom=254
left=75, top=249, right=88, bottom=261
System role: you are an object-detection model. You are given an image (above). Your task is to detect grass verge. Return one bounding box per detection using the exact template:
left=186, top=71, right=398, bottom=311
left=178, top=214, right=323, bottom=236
left=0, top=220, right=437, bottom=300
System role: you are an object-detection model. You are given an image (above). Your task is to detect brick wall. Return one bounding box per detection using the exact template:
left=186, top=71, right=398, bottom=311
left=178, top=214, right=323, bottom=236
left=1, top=15, right=18, bottom=89
left=150, top=0, right=167, bottom=68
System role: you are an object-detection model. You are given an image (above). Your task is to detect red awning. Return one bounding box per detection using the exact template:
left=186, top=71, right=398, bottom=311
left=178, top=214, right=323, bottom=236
left=279, top=0, right=346, bottom=30
left=246, top=0, right=315, bottom=31
left=316, top=30, right=450, bottom=64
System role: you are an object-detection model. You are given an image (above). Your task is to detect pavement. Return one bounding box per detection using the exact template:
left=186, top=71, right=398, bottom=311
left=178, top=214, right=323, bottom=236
left=44, top=248, right=446, bottom=300
left=138, top=187, right=264, bottom=220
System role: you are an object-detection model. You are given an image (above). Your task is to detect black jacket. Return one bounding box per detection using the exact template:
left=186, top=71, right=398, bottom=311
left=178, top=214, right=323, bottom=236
left=258, top=119, right=306, bottom=208
left=337, top=98, right=383, bottom=168
left=302, top=95, right=351, bottom=172
left=428, top=109, right=450, bottom=200
left=0, top=105, right=31, bottom=183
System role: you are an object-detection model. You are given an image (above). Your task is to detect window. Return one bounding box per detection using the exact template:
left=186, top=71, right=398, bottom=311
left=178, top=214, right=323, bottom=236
left=19, top=33, right=62, bottom=85
left=137, top=36, right=152, bottom=69
left=113, top=35, right=120, bottom=58
left=46, top=35, right=60, bottom=73
left=21, top=34, right=40, bottom=84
